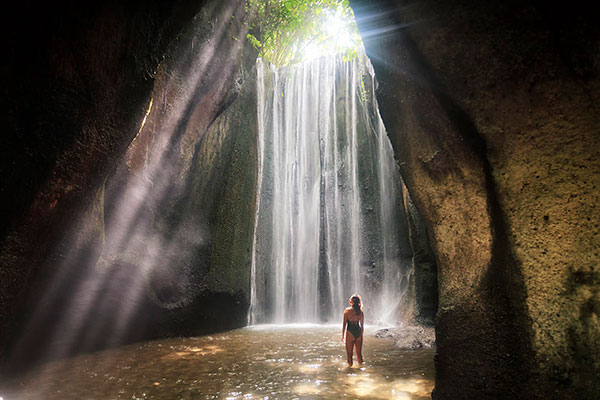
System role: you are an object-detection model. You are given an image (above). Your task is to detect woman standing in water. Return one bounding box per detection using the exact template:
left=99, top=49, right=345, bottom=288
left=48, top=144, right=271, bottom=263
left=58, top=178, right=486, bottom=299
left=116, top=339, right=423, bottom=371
left=342, top=294, right=364, bottom=366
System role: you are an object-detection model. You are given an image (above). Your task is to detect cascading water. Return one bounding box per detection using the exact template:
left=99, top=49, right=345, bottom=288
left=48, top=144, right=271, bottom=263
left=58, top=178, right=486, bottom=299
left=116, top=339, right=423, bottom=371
left=250, top=48, right=413, bottom=325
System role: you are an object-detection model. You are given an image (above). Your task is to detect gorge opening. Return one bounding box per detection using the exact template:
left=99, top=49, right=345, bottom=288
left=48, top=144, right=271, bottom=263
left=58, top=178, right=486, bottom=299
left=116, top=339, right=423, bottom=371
left=13, top=0, right=600, bottom=397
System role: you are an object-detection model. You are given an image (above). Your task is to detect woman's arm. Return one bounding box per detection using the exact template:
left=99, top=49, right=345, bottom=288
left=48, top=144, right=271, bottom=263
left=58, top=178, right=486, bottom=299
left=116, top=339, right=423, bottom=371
left=360, top=312, right=365, bottom=335
left=342, top=311, right=347, bottom=342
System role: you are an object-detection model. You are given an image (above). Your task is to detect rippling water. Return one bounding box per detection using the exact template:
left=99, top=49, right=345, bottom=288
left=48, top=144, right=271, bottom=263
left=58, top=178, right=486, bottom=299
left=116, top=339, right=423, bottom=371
left=6, top=325, right=434, bottom=399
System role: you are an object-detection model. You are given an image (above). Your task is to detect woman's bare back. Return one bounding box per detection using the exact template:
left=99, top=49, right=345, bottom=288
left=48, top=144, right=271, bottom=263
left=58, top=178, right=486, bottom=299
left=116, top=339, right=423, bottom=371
left=344, top=307, right=362, bottom=324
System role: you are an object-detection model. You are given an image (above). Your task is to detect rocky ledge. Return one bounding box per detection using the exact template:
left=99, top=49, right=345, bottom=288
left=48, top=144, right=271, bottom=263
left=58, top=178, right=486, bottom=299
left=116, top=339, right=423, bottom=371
left=373, top=324, right=436, bottom=349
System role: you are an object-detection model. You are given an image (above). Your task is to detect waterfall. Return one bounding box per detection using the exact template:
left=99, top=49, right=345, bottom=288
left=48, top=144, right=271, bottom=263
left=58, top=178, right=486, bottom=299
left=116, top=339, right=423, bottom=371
left=250, top=48, right=412, bottom=325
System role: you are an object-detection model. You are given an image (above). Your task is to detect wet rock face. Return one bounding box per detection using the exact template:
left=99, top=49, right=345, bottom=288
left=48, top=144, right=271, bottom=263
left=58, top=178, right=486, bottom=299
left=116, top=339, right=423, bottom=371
left=101, top=2, right=257, bottom=317
left=402, top=187, right=438, bottom=326
left=351, top=0, right=599, bottom=398
left=1, top=0, right=257, bottom=371
left=1, top=0, right=208, bottom=359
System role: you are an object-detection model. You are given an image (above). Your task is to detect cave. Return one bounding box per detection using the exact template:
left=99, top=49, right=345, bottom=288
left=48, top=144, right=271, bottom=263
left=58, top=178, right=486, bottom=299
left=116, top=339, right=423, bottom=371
left=1, top=0, right=598, bottom=398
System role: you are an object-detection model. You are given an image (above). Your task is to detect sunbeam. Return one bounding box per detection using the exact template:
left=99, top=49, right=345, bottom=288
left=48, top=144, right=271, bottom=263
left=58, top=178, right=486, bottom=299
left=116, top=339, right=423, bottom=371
left=9, top=0, right=250, bottom=369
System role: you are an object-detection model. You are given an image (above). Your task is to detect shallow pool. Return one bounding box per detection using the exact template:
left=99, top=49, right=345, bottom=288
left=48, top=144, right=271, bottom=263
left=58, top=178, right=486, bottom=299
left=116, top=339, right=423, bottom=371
left=7, top=325, right=434, bottom=399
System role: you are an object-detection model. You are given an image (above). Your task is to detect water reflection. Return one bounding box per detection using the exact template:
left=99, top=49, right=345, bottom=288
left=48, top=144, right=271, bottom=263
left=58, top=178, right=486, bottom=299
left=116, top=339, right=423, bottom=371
left=7, top=326, right=434, bottom=399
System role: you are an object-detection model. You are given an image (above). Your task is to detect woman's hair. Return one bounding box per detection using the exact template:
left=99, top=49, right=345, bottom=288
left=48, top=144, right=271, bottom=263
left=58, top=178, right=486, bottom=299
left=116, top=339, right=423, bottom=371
left=350, top=294, right=362, bottom=315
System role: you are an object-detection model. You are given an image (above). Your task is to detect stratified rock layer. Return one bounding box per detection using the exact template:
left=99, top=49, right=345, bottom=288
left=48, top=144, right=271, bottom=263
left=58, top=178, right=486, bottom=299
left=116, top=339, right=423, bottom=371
left=351, top=0, right=599, bottom=398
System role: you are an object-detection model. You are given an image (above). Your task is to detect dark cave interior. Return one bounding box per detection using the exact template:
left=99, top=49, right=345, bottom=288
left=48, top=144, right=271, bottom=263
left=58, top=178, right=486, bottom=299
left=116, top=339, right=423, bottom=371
left=1, top=0, right=598, bottom=398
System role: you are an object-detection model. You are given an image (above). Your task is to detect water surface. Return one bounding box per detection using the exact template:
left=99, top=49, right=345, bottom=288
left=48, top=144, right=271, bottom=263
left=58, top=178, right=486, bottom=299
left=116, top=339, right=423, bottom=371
left=8, top=325, right=434, bottom=399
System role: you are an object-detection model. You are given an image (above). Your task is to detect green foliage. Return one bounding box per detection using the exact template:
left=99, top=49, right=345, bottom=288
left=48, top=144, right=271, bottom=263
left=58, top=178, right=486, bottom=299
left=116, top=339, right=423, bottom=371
left=245, top=0, right=362, bottom=65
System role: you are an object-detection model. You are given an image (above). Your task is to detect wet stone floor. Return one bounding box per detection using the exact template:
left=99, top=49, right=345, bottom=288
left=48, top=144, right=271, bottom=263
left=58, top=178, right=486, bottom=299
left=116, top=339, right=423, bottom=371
left=6, top=325, right=435, bottom=399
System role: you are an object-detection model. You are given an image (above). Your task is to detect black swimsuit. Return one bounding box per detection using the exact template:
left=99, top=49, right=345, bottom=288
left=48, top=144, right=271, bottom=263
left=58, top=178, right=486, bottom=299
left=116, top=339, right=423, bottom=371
left=346, top=320, right=362, bottom=339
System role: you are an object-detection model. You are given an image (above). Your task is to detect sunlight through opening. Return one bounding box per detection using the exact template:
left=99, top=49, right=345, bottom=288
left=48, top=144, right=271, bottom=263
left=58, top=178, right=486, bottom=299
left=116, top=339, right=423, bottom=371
left=297, top=8, right=362, bottom=61
left=246, top=0, right=363, bottom=65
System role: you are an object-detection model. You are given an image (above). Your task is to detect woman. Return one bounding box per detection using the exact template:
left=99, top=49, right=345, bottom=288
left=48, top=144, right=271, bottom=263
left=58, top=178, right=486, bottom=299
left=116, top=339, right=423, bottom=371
left=342, top=294, right=364, bottom=366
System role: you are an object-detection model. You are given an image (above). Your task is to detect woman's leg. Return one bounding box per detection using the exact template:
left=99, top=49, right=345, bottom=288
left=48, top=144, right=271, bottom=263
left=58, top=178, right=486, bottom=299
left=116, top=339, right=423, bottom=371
left=354, top=335, right=363, bottom=364
left=345, top=333, right=355, bottom=366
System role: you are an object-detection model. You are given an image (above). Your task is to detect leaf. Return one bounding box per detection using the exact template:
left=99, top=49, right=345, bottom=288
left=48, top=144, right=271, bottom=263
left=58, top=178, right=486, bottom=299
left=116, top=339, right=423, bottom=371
left=247, top=33, right=263, bottom=49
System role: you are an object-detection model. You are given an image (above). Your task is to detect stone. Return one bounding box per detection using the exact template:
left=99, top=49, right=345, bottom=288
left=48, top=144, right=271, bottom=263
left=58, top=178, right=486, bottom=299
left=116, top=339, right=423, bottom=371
left=374, top=324, right=436, bottom=349
left=351, top=0, right=600, bottom=397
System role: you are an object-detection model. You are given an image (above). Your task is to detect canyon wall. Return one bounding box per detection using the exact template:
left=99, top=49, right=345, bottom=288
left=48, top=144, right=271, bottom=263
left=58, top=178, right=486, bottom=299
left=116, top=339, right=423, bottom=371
left=351, top=0, right=599, bottom=398
left=1, top=0, right=257, bottom=372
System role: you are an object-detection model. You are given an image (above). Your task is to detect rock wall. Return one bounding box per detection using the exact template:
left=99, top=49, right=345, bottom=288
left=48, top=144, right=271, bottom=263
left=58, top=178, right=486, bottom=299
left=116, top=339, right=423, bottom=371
left=1, top=0, right=209, bottom=364
left=1, top=0, right=258, bottom=373
left=99, top=2, right=257, bottom=323
left=402, top=184, right=438, bottom=326
left=351, top=0, right=599, bottom=398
